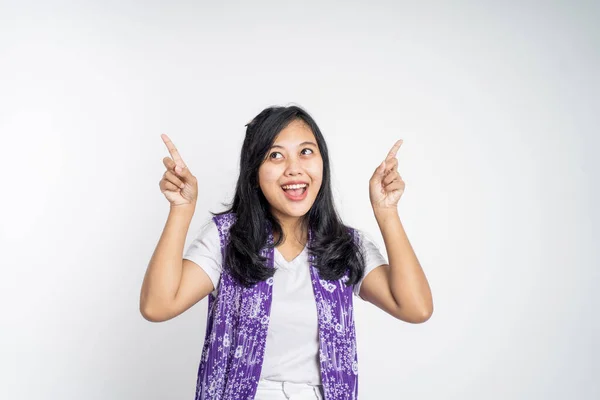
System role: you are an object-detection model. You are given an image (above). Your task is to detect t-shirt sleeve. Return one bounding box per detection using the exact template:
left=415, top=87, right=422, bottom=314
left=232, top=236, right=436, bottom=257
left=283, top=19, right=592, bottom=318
left=183, top=217, right=223, bottom=291
left=353, top=229, right=388, bottom=299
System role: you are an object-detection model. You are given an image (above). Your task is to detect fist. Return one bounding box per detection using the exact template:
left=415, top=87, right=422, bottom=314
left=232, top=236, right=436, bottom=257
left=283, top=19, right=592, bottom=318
left=369, top=139, right=405, bottom=210
left=159, top=134, right=198, bottom=207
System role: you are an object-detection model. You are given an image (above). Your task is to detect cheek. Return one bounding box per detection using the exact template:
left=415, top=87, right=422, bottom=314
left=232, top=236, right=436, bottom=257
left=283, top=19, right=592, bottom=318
left=262, top=170, right=279, bottom=183
left=258, top=167, right=282, bottom=192
left=308, top=162, right=324, bottom=187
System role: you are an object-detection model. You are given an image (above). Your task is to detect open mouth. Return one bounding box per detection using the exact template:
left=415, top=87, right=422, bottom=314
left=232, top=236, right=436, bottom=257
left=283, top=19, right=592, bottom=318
left=281, top=183, right=308, bottom=200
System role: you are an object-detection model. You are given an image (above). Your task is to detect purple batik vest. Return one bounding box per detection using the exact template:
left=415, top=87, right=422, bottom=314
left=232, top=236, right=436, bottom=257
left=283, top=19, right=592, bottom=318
left=194, top=212, right=360, bottom=400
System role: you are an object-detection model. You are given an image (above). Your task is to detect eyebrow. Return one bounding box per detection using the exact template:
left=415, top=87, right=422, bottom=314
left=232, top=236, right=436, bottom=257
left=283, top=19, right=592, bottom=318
left=270, top=141, right=318, bottom=149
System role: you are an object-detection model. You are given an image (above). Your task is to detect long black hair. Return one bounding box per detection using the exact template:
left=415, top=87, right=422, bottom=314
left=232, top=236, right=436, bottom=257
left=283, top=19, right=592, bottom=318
left=213, top=105, right=366, bottom=288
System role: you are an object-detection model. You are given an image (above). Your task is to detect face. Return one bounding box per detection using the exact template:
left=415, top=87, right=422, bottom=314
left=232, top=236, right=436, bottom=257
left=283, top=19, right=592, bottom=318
left=257, top=119, right=323, bottom=224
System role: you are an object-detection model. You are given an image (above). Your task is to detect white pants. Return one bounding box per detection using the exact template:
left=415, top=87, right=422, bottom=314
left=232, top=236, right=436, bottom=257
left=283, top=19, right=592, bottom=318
left=254, top=379, right=325, bottom=400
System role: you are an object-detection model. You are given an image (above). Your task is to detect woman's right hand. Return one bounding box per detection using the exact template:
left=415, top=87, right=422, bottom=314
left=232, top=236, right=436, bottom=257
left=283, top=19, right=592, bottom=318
left=159, top=134, right=198, bottom=207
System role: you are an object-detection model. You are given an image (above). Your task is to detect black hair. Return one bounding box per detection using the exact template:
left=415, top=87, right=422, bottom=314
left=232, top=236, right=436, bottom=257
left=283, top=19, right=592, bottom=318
left=213, top=105, right=366, bottom=288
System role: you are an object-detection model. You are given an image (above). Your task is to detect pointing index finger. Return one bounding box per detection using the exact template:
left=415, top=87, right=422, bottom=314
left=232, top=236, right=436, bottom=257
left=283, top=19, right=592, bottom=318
left=161, top=134, right=187, bottom=168
left=386, top=139, right=403, bottom=160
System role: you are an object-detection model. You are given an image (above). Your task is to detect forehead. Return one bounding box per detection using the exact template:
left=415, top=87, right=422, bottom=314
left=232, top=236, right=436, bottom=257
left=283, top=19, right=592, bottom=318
left=273, top=119, right=315, bottom=145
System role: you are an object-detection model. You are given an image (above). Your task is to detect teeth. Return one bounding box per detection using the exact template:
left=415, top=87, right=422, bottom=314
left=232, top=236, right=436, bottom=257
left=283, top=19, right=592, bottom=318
left=282, top=183, right=307, bottom=190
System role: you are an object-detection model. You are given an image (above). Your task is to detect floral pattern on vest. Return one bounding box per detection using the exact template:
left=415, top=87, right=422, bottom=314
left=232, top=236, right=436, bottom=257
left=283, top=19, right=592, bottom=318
left=194, top=212, right=360, bottom=400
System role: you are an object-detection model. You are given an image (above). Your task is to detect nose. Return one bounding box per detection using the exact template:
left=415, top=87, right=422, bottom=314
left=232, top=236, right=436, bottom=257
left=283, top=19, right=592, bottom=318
left=284, top=157, right=303, bottom=176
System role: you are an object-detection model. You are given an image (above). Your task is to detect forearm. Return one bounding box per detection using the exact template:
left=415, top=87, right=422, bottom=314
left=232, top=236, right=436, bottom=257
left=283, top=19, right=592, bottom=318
left=140, top=204, right=196, bottom=315
left=373, top=208, right=433, bottom=318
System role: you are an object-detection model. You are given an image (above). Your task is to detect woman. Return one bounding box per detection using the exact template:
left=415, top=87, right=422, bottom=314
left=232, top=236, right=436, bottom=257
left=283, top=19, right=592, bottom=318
left=140, top=105, right=433, bottom=399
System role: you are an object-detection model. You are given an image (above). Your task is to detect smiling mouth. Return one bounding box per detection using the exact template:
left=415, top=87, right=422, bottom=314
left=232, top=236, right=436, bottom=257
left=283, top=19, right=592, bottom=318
left=281, top=183, right=308, bottom=199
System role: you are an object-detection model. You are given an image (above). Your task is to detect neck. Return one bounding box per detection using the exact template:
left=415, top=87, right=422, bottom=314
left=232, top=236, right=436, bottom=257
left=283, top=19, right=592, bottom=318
left=273, top=214, right=308, bottom=247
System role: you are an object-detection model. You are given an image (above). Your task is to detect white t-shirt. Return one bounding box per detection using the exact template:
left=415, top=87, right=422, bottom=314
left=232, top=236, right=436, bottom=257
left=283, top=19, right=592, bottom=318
left=183, top=218, right=387, bottom=385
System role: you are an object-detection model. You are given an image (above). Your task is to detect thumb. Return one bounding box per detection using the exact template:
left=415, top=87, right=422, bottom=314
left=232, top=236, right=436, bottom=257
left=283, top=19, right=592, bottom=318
left=175, top=165, right=192, bottom=180
left=372, top=160, right=386, bottom=183
left=377, top=160, right=386, bottom=176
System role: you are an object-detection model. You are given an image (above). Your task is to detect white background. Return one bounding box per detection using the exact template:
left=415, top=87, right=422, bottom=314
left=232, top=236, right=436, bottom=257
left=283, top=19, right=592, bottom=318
left=1, top=0, right=598, bottom=399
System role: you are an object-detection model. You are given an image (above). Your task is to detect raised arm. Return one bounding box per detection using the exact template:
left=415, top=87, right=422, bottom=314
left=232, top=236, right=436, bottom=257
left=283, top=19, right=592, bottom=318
left=361, top=140, right=433, bottom=323
left=139, top=134, right=214, bottom=322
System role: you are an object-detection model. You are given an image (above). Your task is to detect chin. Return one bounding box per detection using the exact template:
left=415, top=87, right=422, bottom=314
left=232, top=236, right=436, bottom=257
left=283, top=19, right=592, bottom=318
left=275, top=200, right=316, bottom=219
left=284, top=205, right=312, bottom=217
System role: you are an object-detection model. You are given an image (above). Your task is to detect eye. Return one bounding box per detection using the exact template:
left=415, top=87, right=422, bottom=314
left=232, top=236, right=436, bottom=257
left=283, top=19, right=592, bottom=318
left=269, top=152, right=283, bottom=159
left=301, top=148, right=314, bottom=155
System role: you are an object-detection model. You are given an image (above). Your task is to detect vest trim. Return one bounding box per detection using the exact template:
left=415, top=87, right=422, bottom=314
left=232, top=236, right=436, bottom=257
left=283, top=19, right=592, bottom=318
left=194, top=212, right=359, bottom=400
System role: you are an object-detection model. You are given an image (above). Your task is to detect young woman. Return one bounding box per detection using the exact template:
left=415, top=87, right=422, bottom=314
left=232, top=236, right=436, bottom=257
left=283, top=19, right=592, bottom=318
left=140, top=105, right=433, bottom=400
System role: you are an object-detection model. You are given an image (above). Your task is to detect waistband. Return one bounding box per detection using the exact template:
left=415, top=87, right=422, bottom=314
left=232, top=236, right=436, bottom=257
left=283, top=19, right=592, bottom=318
left=257, top=378, right=324, bottom=392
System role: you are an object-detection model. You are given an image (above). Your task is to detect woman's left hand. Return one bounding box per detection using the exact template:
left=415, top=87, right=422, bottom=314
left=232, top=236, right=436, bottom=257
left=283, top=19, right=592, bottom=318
left=369, top=139, right=405, bottom=210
